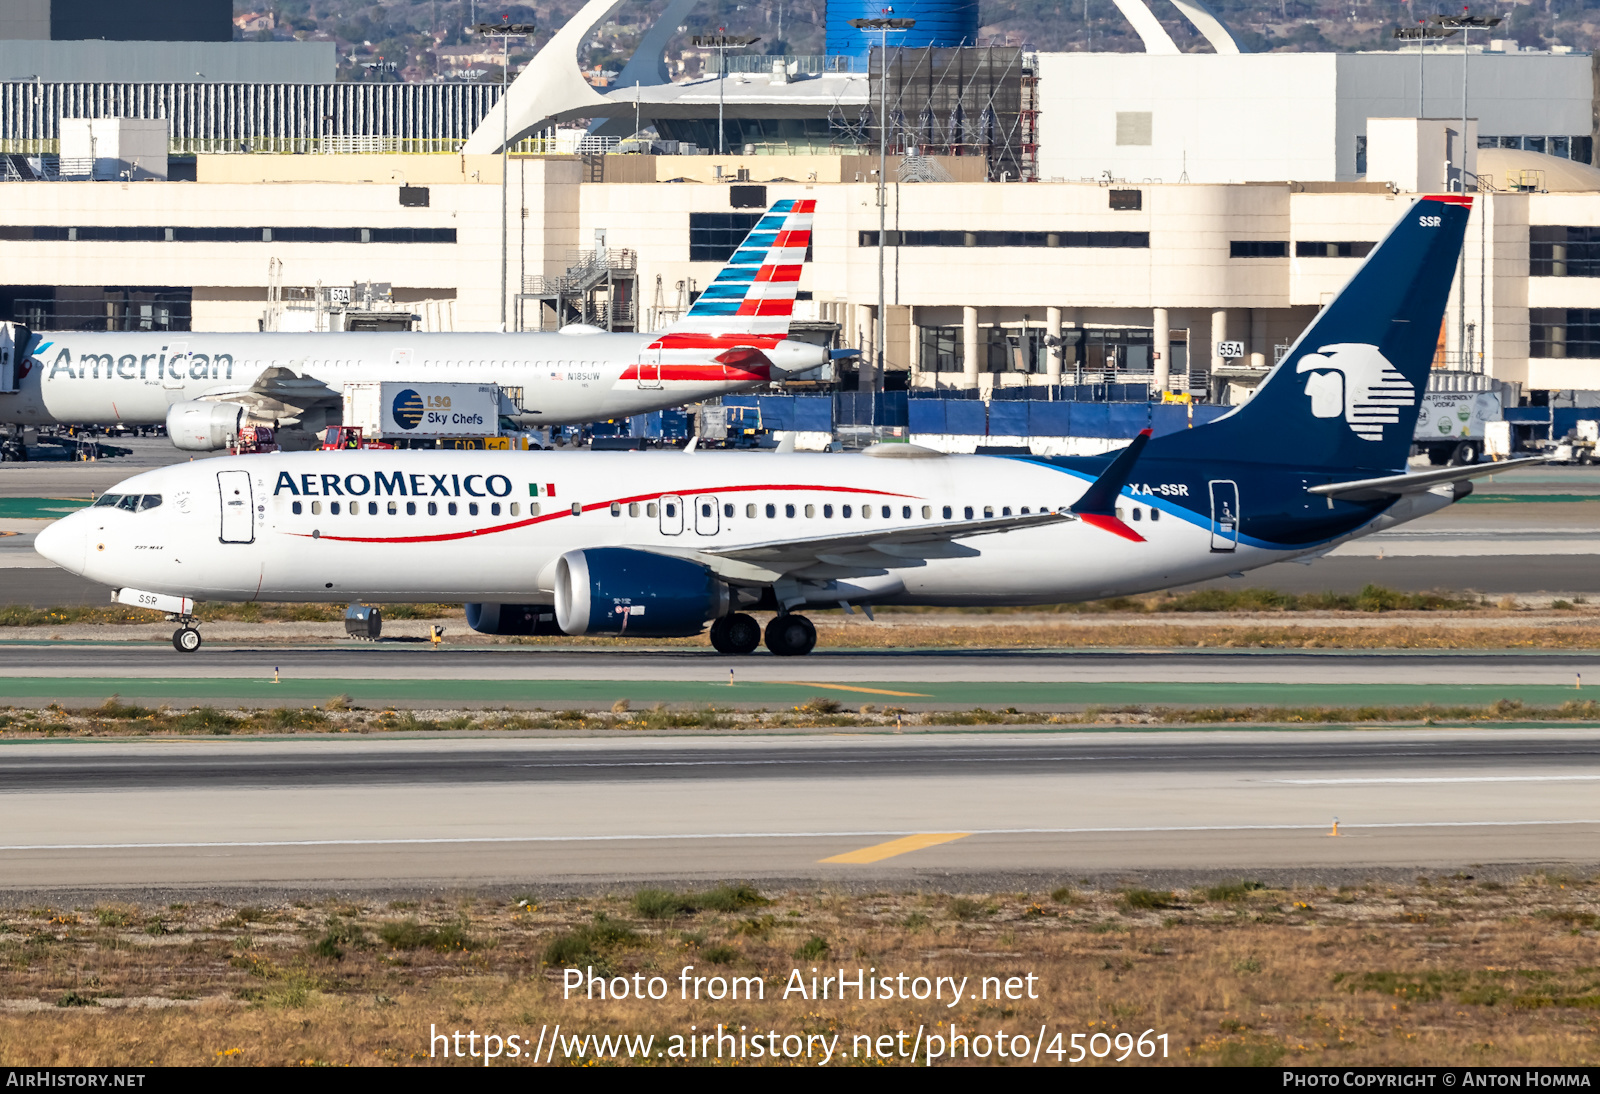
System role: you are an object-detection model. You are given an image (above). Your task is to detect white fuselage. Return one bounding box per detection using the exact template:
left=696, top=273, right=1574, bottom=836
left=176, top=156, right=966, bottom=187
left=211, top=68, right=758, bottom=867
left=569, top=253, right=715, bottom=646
left=0, top=329, right=797, bottom=429
left=35, top=449, right=1435, bottom=607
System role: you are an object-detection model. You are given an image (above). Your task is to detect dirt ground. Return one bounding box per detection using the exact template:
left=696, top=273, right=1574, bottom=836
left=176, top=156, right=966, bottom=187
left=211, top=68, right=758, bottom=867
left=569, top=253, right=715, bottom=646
left=1, top=876, right=1597, bottom=1067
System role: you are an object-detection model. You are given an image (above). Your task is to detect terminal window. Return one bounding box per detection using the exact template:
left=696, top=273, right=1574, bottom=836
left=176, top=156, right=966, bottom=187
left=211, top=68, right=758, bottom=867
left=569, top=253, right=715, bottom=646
left=860, top=230, right=1148, bottom=249
left=689, top=212, right=764, bottom=262
left=1531, top=227, right=1600, bottom=277
left=1295, top=241, right=1375, bottom=258
left=1230, top=241, right=1289, bottom=258
left=1531, top=309, right=1600, bottom=358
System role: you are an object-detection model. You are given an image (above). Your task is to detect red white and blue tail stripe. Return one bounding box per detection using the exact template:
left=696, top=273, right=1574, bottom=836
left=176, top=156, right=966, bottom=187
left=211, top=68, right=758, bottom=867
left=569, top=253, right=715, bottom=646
left=675, top=199, right=814, bottom=336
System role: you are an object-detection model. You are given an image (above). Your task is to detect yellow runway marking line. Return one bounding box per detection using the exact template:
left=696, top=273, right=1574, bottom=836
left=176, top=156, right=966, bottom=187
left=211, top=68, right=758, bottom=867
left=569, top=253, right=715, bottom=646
left=819, top=832, right=970, bottom=864
left=777, top=681, right=931, bottom=698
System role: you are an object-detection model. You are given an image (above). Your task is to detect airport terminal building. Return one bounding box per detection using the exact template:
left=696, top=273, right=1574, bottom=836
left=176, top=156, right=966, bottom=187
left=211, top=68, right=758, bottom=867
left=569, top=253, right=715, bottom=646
left=2, top=0, right=1600, bottom=404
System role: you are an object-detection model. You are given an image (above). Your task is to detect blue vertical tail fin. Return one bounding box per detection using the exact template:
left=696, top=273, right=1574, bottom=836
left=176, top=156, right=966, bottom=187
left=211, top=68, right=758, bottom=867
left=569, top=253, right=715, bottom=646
left=1153, top=194, right=1473, bottom=472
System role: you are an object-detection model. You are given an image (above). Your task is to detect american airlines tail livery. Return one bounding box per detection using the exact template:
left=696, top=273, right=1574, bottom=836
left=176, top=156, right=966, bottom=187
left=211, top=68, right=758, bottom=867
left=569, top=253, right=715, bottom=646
left=0, top=200, right=828, bottom=455
left=37, top=196, right=1537, bottom=656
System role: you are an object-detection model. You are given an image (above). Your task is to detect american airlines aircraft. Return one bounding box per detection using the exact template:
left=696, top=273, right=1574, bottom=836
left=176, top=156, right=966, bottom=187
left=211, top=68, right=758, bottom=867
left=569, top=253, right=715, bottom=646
left=0, top=199, right=829, bottom=456
left=37, top=196, right=1535, bottom=656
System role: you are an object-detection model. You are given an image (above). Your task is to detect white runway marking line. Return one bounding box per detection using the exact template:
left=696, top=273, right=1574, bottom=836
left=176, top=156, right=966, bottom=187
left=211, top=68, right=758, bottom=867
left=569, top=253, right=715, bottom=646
left=1280, top=775, right=1600, bottom=785
left=2, top=818, right=1598, bottom=853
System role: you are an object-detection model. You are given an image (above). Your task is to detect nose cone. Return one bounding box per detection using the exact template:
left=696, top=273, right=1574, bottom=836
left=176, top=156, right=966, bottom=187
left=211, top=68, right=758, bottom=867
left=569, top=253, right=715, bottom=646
left=34, top=511, right=88, bottom=575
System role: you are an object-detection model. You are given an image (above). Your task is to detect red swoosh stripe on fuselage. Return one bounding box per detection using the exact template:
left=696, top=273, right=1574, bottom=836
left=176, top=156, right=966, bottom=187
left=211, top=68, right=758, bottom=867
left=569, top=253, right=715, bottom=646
left=616, top=364, right=770, bottom=382
left=646, top=333, right=792, bottom=351
left=296, top=482, right=919, bottom=545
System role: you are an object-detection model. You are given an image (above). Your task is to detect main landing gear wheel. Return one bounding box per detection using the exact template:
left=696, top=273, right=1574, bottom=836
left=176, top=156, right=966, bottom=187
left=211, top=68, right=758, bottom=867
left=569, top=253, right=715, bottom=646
left=764, top=613, right=817, bottom=657
left=172, top=627, right=202, bottom=653
left=709, top=613, right=762, bottom=654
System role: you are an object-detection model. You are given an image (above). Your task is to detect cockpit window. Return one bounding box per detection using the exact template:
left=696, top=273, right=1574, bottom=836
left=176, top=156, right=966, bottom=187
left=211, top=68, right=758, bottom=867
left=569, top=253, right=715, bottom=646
left=114, top=495, right=139, bottom=511
left=137, top=495, right=162, bottom=511
left=95, top=493, right=161, bottom=511
left=93, top=494, right=121, bottom=508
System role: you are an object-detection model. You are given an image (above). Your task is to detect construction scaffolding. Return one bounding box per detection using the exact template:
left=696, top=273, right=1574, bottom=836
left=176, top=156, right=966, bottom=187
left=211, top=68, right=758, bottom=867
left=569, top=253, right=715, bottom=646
left=853, top=46, right=1027, bottom=182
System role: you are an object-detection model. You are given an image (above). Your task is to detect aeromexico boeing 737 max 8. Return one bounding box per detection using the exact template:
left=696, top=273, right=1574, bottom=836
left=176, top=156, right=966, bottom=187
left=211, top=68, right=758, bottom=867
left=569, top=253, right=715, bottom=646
left=0, top=200, right=827, bottom=455
left=37, top=196, right=1538, bottom=655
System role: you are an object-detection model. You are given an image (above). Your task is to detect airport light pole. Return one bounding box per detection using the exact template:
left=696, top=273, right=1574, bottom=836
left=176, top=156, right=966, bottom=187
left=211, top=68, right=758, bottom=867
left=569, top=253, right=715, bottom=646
left=1434, top=10, right=1499, bottom=371
left=1391, top=23, right=1455, bottom=118
left=848, top=13, right=914, bottom=394
left=474, top=19, right=536, bottom=331
left=691, top=31, right=761, bottom=155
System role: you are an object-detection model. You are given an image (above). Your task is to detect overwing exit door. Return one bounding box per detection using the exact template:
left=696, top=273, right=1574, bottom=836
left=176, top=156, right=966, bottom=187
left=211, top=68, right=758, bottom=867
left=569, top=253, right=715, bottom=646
left=658, top=494, right=683, bottom=535
left=694, top=495, right=719, bottom=535
left=1209, top=480, right=1239, bottom=552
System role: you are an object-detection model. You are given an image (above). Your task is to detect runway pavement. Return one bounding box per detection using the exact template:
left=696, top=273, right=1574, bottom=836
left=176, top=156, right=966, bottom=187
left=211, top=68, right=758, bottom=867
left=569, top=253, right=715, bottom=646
left=1, top=729, right=1595, bottom=889
left=3, top=645, right=1600, bottom=707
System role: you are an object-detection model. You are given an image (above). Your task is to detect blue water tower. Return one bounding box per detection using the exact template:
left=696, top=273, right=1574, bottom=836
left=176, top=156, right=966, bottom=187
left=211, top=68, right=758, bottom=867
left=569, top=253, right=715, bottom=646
left=825, top=0, right=979, bottom=65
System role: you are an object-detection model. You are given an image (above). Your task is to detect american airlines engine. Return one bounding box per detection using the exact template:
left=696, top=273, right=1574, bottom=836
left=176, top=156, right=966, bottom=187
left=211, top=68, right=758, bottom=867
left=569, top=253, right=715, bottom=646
left=37, top=197, right=1543, bottom=656
left=0, top=200, right=830, bottom=455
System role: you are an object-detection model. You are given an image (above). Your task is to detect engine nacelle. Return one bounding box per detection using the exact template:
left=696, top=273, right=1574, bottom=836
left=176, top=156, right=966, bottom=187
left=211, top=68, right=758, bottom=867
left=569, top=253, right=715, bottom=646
left=464, top=603, right=562, bottom=636
left=166, top=401, right=246, bottom=451
left=553, top=548, right=729, bottom=637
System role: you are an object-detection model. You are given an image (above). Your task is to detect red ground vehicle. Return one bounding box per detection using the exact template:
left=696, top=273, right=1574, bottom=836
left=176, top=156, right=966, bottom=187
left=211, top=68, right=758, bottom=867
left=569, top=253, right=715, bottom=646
left=230, top=424, right=279, bottom=455
left=320, top=426, right=394, bottom=451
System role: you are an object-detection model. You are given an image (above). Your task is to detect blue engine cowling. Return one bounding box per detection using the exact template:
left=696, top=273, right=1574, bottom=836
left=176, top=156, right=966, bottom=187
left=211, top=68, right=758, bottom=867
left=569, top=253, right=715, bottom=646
left=464, top=603, right=563, bottom=635
left=553, top=548, right=730, bottom=637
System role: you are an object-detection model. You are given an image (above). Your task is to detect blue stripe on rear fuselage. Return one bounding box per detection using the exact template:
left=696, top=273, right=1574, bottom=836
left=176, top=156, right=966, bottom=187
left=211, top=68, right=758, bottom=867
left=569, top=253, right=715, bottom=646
left=1001, top=454, right=1386, bottom=553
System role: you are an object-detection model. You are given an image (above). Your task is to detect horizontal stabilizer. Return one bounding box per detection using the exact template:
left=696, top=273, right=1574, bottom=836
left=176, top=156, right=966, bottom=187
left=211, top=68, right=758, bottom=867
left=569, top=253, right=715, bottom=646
left=1307, top=457, right=1546, bottom=502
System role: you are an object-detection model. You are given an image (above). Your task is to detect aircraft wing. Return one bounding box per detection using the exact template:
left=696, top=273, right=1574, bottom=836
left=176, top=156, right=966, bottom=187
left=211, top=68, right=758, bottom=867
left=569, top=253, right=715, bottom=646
left=1307, top=457, right=1546, bottom=502
left=644, top=510, right=1072, bottom=583
left=195, top=366, right=342, bottom=422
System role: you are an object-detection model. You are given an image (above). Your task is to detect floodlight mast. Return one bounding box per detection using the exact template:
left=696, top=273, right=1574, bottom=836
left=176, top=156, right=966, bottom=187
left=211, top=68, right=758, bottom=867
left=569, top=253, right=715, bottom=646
left=690, top=32, right=761, bottom=155
left=848, top=13, right=915, bottom=395
left=1392, top=23, right=1456, bottom=117
left=473, top=20, right=537, bottom=331
left=1433, top=10, right=1500, bottom=371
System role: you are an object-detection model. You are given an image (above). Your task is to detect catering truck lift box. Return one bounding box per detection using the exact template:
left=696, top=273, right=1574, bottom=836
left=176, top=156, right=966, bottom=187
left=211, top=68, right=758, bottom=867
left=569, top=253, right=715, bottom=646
left=341, top=382, right=503, bottom=444
left=1412, top=390, right=1503, bottom=465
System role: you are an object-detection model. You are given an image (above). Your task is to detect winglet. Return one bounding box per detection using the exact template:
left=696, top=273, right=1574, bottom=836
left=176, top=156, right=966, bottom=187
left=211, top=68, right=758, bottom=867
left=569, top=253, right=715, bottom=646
left=1071, top=428, right=1152, bottom=542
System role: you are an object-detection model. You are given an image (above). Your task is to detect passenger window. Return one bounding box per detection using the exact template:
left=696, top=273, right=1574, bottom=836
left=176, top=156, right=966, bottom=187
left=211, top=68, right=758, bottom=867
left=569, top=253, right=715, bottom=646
left=824, top=504, right=834, bottom=518
left=745, top=503, right=756, bottom=518
left=491, top=503, right=501, bottom=516
left=805, top=504, right=815, bottom=518
left=331, top=501, right=341, bottom=515
left=530, top=503, right=540, bottom=516
left=765, top=503, right=776, bottom=518
left=311, top=501, right=322, bottom=515
left=292, top=501, right=302, bottom=515
left=702, top=503, right=712, bottom=517
left=368, top=501, right=378, bottom=515
left=1131, top=508, right=1142, bottom=521
left=724, top=503, right=734, bottom=518
left=612, top=502, right=622, bottom=517
left=881, top=506, right=891, bottom=518
left=647, top=502, right=658, bottom=517
left=404, top=501, right=414, bottom=515
left=1150, top=508, right=1160, bottom=521
left=1021, top=507, right=1030, bottom=514
left=448, top=502, right=458, bottom=516
left=785, top=504, right=796, bottom=518
left=471, top=502, right=481, bottom=516
left=663, top=502, right=674, bottom=518
left=964, top=506, right=974, bottom=519
left=428, top=502, right=437, bottom=516
left=1002, top=506, right=1012, bottom=517
left=983, top=506, right=994, bottom=518
left=511, top=502, right=520, bottom=516
left=387, top=501, right=398, bottom=515
left=943, top=506, right=952, bottom=519
left=922, top=505, right=932, bottom=518
left=902, top=506, right=911, bottom=519
left=628, top=503, right=638, bottom=517
left=842, top=505, right=852, bottom=517
left=862, top=505, right=871, bottom=519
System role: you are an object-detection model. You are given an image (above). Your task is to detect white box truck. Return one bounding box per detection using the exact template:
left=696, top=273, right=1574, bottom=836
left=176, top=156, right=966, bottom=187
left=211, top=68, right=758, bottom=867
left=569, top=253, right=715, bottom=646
left=1413, top=390, right=1503, bottom=465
